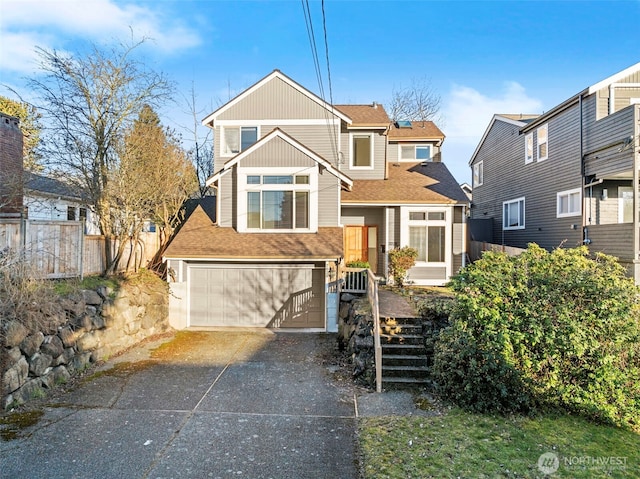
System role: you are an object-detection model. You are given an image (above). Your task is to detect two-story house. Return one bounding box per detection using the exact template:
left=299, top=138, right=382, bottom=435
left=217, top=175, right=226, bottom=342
left=469, top=62, right=640, bottom=282
left=164, top=70, right=468, bottom=330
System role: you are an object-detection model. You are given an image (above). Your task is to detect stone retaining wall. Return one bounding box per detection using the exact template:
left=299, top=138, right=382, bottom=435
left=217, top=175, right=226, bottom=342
left=1, top=281, right=169, bottom=409
left=337, top=293, right=376, bottom=388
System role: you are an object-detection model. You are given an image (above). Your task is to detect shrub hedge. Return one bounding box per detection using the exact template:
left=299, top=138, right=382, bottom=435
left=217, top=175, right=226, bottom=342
left=433, top=244, right=640, bottom=431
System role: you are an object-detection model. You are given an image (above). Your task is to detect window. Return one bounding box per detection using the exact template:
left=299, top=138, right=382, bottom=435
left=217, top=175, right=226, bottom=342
left=525, top=133, right=533, bottom=164
left=400, top=145, right=432, bottom=162
left=619, top=186, right=633, bottom=223
left=557, top=188, right=581, bottom=217
left=473, top=161, right=483, bottom=187
left=351, top=133, right=373, bottom=168
left=222, top=126, right=258, bottom=156
left=245, top=174, right=310, bottom=230
left=67, top=206, right=76, bottom=221
left=503, top=197, right=525, bottom=230
left=537, top=124, right=548, bottom=161
left=408, top=210, right=446, bottom=263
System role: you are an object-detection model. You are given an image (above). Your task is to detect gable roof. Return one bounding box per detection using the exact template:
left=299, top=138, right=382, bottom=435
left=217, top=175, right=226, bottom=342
left=468, top=114, right=540, bottom=166
left=341, top=161, right=469, bottom=205
left=24, top=172, right=89, bottom=202
left=334, top=104, right=390, bottom=127
left=205, top=128, right=353, bottom=189
left=163, top=205, right=343, bottom=260
left=202, top=70, right=352, bottom=126
left=388, top=121, right=445, bottom=144
left=588, top=61, right=640, bottom=94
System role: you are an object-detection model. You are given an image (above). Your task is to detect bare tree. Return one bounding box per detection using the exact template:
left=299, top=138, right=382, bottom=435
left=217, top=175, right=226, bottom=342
left=388, top=77, right=442, bottom=124
left=181, top=84, right=214, bottom=197
left=28, top=40, right=173, bottom=274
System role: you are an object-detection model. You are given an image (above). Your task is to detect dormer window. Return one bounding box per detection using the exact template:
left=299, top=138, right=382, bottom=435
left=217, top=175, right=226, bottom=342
left=222, top=126, right=258, bottom=156
left=400, top=145, right=432, bottom=162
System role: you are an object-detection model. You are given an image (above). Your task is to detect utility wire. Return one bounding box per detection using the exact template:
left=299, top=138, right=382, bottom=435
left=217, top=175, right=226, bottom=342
left=301, top=0, right=340, bottom=166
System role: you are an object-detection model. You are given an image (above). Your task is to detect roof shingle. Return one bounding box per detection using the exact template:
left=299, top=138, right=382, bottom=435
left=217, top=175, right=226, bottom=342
left=334, top=104, right=390, bottom=126
left=341, top=162, right=468, bottom=204
left=388, top=121, right=444, bottom=140
left=164, top=206, right=344, bottom=260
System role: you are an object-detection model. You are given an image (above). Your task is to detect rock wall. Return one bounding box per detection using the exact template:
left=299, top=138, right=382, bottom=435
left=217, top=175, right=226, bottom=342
left=1, top=281, right=169, bottom=409
left=337, top=293, right=376, bottom=388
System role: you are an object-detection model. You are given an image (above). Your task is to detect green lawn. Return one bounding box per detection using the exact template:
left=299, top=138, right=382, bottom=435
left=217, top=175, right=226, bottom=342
left=359, top=409, right=639, bottom=478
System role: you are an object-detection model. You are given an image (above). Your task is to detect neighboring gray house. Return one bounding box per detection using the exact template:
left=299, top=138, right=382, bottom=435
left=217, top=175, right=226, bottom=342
left=24, top=172, right=101, bottom=234
left=469, top=62, right=640, bottom=282
left=164, top=70, right=468, bottom=330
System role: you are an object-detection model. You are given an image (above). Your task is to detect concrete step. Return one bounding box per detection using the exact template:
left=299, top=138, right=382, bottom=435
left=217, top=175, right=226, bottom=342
left=382, top=376, right=432, bottom=386
left=382, top=365, right=430, bottom=379
left=381, top=316, right=423, bottom=327
left=381, top=343, right=426, bottom=356
left=379, top=323, right=422, bottom=335
left=380, top=333, right=424, bottom=345
left=382, top=354, right=428, bottom=367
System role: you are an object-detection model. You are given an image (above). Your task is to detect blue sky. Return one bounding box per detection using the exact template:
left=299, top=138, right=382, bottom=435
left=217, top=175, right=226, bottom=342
left=1, top=0, right=639, bottom=183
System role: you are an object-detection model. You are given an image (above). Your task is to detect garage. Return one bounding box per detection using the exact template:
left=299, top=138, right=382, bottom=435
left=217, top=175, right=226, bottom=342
left=188, top=264, right=325, bottom=328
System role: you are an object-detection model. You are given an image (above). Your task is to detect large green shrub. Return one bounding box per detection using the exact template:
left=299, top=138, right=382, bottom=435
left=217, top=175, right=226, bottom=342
left=433, top=244, right=640, bottom=430
left=388, top=246, right=418, bottom=286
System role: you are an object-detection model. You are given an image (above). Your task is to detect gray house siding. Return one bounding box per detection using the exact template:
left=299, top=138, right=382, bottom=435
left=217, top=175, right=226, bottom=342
left=240, top=136, right=317, bottom=168
left=318, top=169, right=340, bottom=227
left=584, top=101, right=637, bottom=178
left=219, top=172, right=234, bottom=227
left=595, top=70, right=640, bottom=118
left=217, top=76, right=334, bottom=121
left=471, top=110, right=584, bottom=251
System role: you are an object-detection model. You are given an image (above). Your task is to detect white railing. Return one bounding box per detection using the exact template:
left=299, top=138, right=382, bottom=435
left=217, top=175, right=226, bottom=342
left=342, top=267, right=368, bottom=293
left=341, top=267, right=382, bottom=392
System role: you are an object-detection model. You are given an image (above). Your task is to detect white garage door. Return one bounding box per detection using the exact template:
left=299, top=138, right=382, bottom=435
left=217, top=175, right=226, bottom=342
left=188, top=264, right=325, bottom=328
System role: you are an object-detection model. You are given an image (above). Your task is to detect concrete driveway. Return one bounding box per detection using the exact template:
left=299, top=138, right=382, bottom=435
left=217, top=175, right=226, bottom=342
left=0, top=330, right=360, bottom=479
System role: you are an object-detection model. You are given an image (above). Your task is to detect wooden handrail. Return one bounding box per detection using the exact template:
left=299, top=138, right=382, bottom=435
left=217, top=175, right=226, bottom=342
left=366, top=269, right=383, bottom=393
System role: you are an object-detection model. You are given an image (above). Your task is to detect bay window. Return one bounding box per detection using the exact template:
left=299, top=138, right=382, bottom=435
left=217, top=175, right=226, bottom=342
left=408, top=210, right=446, bottom=263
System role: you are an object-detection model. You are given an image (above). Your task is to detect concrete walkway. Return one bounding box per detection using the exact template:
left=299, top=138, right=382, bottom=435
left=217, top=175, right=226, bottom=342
left=0, top=331, right=359, bottom=479
left=378, top=288, right=419, bottom=318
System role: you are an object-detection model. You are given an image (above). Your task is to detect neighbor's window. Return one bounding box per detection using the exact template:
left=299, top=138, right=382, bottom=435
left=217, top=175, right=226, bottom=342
left=525, top=133, right=534, bottom=164
left=222, top=126, right=258, bottom=156
left=537, top=124, right=548, bottom=161
left=246, top=175, right=310, bottom=230
left=557, top=188, right=581, bottom=217
left=473, top=161, right=483, bottom=187
left=400, top=145, right=432, bottom=162
left=67, top=206, right=76, bottom=221
left=503, top=197, right=525, bottom=230
left=351, top=133, right=373, bottom=168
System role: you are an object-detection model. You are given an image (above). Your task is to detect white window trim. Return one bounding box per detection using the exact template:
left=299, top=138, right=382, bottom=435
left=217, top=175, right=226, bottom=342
left=398, top=144, right=432, bottom=162
left=401, top=207, right=450, bottom=266
left=503, top=197, right=525, bottom=230
left=556, top=188, right=582, bottom=218
left=349, top=132, right=374, bottom=170
left=537, top=124, right=548, bottom=161
left=618, top=186, right=633, bottom=223
left=473, top=161, right=483, bottom=187
left=525, top=133, right=533, bottom=164
left=237, top=166, right=318, bottom=233
left=219, top=125, right=261, bottom=158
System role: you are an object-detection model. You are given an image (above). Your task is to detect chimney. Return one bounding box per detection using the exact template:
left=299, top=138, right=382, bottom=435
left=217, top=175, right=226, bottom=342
left=0, top=113, right=24, bottom=217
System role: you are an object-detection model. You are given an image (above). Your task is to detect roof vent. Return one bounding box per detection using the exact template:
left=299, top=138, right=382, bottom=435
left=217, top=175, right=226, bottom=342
left=396, top=120, right=412, bottom=128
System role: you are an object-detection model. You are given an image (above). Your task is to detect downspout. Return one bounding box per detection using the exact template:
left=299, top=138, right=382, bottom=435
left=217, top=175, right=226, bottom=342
left=461, top=204, right=467, bottom=268
left=579, top=94, right=589, bottom=244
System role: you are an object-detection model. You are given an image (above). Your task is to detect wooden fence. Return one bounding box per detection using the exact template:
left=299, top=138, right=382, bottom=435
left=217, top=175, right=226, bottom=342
left=0, top=219, right=160, bottom=278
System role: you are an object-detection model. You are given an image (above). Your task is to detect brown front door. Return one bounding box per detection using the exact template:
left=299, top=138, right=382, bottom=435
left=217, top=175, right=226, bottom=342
left=344, top=226, right=377, bottom=273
